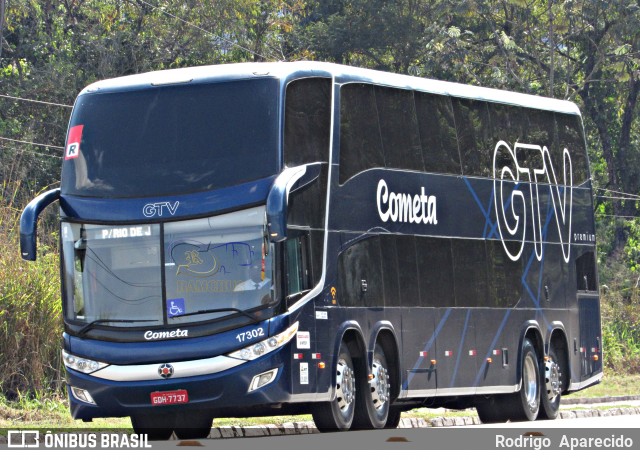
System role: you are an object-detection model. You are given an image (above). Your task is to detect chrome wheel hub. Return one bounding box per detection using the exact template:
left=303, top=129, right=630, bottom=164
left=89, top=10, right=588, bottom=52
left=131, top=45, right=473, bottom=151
left=544, top=357, right=562, bottom=401
left=369, top=358, right=390, bottom=412
left=335, top=358, right=355, bottom=413
left=523, top=353, right=539, bottom=412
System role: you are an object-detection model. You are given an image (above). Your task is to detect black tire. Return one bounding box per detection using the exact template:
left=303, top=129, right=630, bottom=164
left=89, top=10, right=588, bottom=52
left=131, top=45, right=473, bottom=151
left=312, top=341, right=356, bottom=432
left=511, top=338, right=541, bottom=421
left=538, top=345, right=564, bottom=420
left=131, top=413, right=175, bottom=441
left=353, top=343, right=391, bottom=429
left=385, top=405, right=402, bottom=428
left=476, top=338, right=540, bottom=423
left=174, top=411, right=214, bottom=439
left=476, top=396, right=509, bottom=424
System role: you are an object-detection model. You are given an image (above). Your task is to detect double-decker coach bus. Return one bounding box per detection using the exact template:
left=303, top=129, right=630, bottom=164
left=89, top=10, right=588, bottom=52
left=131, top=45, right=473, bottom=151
left=20, top=61, right=602, bottom=439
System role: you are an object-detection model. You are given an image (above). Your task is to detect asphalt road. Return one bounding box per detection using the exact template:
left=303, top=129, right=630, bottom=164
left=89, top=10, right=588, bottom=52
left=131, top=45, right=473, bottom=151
left=146, top=402, right=640, bottom=451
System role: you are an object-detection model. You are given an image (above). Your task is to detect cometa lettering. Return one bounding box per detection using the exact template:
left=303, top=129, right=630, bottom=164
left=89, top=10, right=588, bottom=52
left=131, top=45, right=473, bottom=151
left=144, top=329, right=189, bottom=340
left=376, top=179, right=438, bottom=225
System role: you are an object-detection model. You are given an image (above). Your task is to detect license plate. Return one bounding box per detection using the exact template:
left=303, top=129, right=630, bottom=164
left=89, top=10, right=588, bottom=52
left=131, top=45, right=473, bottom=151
left=150, top=389, right=189, bottom=406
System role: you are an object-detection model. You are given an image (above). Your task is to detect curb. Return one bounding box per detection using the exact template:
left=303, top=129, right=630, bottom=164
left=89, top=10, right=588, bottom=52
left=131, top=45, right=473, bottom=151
left=561, top=394, right=640, bottom=405
left=204, top=405, right=640, bottom=438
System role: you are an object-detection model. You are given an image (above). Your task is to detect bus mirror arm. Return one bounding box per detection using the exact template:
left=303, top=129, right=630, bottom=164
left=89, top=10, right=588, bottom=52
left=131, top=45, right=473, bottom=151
left=19, top=188, right=61, bottom=261
left=266, top=164, right=321, bottom=243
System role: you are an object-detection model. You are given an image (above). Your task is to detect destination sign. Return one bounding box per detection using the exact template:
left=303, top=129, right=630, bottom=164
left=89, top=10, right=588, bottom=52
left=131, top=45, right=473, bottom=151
left=86, top=225, right=154, bottom=240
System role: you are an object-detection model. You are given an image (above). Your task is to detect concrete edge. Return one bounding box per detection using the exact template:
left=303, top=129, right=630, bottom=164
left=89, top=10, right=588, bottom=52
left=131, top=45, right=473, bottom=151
left=204, top=405, right=640, bottom=438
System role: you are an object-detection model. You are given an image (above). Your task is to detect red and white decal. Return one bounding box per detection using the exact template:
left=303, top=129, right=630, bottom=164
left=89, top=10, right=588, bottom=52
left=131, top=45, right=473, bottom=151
left=312, top=353, right=322, bottom=360
left=492, top=349, right=502, bottom=355
left=444, top=350, right=453, bottom=357
left=419, top=351, right=428, bottom=357
left=65, top=125, right=84, bottom=160
left=468, top=350, right=477, bottom=356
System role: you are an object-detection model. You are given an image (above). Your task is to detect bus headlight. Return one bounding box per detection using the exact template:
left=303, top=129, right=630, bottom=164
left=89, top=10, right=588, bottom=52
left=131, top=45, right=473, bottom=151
left=62, top=350, right=108, bottom=374
left=227, top=322, right=299, bottom=361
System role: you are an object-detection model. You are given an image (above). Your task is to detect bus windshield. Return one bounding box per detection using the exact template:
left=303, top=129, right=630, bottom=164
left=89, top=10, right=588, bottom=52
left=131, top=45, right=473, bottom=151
left=61, top=206, right=276, bottom=329
left=61, top=78, right=280, bottom=198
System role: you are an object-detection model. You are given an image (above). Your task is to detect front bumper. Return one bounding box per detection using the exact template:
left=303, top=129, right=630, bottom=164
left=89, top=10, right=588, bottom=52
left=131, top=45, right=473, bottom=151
left=67, top=344, right=294, bottom=420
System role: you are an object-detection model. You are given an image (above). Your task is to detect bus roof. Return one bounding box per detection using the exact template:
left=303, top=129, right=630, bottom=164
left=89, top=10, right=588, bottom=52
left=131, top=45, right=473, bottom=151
left=81, top=61, right=581, bottom=116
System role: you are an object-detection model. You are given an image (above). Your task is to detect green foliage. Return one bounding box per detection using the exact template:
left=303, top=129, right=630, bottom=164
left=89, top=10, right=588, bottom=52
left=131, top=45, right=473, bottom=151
left=601, top=288, right=640, bottom=373
left=0, top=199, right=63, bottom=399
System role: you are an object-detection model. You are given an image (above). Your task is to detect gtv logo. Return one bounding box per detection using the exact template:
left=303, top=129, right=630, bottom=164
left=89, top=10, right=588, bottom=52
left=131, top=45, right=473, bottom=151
left=143, top=201, right=180, bottom=218
left=493, top=141, right=573, bottom=263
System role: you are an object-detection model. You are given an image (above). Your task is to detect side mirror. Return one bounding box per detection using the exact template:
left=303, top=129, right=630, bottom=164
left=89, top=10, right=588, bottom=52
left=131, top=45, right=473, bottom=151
left=266, top=164, right=321, bottom=242
left=19, top=188, right=61, bottom=261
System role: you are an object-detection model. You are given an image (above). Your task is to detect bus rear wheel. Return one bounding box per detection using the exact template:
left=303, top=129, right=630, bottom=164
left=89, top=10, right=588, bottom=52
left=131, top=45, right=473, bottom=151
left=538, top=345, right=564, bottom=420
left=511, top=338, right=541, bottom=421
left=476, top=338, right=540, bottom=423
left=385, top=406, right=402, bottom=428
left=353, top=343, right=391, bottom=429
left=174, top=411, right=214, bottom=439
left=131, top=413, right=175, bottom=441
left=312, top=342, right=356, bottom=432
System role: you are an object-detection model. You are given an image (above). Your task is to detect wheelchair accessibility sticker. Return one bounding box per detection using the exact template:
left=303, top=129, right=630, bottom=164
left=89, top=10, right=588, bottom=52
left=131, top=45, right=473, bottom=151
left=167, top=298, right=186, bottom=318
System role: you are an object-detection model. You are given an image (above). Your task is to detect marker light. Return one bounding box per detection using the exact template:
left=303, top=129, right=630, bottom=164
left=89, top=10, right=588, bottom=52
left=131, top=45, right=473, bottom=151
left=228, top=322, right=299, bottom=361
left=62, top=350, right=108, bottom=374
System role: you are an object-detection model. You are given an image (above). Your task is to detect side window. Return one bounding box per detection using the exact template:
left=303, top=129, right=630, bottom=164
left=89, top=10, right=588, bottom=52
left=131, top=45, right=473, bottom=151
left=285, top=79, right=330, bottom=291
left=339, top=84, right=385, bottom=183
left=452, top=239, right=489, bottom=307
left=486, top=240, right=522, bottom=307
left=286, top=235, right=310, bottom=299
left=576, top=251, right=597, bottom=292
left=375, top=86, right=424, bottom=172
left=415, top=92, right=461, bottom=174
left=521, top=109, right=553, bottom=178
left=416, top=236, right=455, bottom=307
left=337, top=236, right=384, bottom=306
left=379, top=235, right=401, bottom=307
left=452, top=98, right=493, bottom=177
left=488, top=103, right=519, bottom=146
left=395, top=236, right=421, bottom=306
left=555, top=113, right=589, bottom=185
left=284, top=78, right=332, bottom=167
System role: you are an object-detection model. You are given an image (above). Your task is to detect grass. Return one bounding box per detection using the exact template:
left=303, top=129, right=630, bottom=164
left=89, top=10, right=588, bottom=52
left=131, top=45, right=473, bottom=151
left=1, top=371, right=639, bottom=433
left=0, top=192, right=64, bottom=399
left=574, top=373, right=640, bottom=399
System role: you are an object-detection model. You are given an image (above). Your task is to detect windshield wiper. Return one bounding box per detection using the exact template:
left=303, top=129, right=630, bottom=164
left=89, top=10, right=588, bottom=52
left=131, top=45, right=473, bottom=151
left=176, top=307, right=261, bottom=322
left=77, top=319, right=160, bottom=337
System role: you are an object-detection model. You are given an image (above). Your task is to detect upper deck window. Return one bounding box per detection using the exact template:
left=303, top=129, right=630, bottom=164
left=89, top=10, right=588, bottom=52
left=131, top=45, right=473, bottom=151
left=61, top=78, right=280, bottom=198
left=284, top=77, right=331, bottom=167
left=338, top=82, right=589, bottom=185
left=338, top=83, right=463, bottom=183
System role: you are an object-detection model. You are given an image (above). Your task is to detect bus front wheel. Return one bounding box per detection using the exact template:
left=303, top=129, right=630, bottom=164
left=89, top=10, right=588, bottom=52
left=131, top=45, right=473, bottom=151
left=173, top=411, right=214, bottom=439
left=312, top=342, right=356, bottom=431
left=131, top=413, right=175, bottom=440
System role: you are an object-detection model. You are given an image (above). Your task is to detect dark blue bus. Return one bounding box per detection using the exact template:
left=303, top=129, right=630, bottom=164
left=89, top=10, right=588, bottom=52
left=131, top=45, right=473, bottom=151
left=20, top=62, right=602, bottom=439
